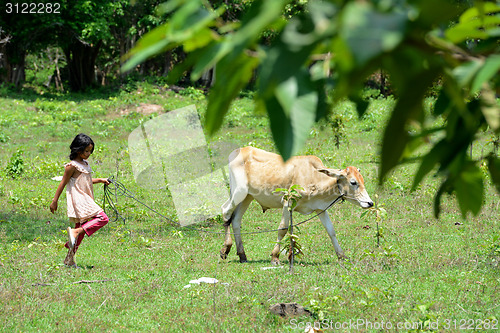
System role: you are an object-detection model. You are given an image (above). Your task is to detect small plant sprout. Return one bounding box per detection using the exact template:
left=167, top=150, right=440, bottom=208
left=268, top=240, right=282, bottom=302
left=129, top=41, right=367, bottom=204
left=274, top=185, right=304, bottom=273
left=361, top=194, right=387, bottom=247
left=279, top=233, right=304, bottom=261
left=274, top=184, right=304, bottom=212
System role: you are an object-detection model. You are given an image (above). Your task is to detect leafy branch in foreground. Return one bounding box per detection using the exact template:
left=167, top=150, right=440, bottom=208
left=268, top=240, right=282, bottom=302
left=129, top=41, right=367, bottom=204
left=361, top=194, right=387, bottom=247
left=123, top=0, right=500, bottom=218
left=274, top=185, right=304, bottom=270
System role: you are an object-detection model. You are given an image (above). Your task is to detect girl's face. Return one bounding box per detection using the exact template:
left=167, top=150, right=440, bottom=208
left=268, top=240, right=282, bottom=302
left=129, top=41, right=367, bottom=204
left=78, top=144, right=94, bottom=160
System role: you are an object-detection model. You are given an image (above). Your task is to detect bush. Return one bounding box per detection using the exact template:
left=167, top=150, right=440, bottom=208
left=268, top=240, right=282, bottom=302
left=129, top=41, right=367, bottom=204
left=5, top=149, right=25, bottom=179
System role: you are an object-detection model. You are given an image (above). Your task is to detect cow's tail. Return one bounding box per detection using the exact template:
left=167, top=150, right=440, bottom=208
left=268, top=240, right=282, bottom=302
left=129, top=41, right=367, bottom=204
left=223, top=212, right=234, bottom=227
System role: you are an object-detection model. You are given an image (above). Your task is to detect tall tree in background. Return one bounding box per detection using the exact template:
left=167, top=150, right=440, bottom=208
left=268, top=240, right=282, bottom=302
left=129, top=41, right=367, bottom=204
left=56, top=0, right=126, bottom=91
left=0, top=0, right=165, bottom=90
left=0, top=5, right=57, bottom=87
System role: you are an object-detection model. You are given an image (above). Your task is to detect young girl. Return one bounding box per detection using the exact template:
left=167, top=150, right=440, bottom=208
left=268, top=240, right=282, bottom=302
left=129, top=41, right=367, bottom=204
left=50, top=133, right=110, bottom=267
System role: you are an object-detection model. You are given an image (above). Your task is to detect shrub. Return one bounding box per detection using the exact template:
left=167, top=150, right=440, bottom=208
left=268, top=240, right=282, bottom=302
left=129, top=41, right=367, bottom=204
left=5, top=149, right=25, bottom=179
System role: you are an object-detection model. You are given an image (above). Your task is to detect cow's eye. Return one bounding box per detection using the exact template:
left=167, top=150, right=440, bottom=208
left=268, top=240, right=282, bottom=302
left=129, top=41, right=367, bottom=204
left=350, top=179, right=357, bottom=186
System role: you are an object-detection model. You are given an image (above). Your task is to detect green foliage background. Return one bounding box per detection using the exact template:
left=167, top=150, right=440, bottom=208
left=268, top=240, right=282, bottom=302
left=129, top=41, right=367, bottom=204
left=123, top=0, right=500, bottom=219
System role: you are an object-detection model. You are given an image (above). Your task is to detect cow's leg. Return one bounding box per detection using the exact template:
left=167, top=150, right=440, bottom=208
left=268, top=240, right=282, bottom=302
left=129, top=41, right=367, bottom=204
left=231, top=195, right=253, bottom=263
left=221, top=153, right=248, bottom=222
left=221, top=186, right=247, bottom=222
left=270, top=206, right=291, bottom=265
left=317, top=211, right=347, bottom=260
left=220, top=215, right=234, bottom=260
left=220, top=195, right=253, bottom=261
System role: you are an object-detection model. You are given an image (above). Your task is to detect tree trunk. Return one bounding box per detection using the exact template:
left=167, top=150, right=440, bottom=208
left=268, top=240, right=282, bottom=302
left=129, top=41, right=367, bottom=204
left=64, top=38, right=102, bottom=91
left=0, top=40, right=26, bottom=88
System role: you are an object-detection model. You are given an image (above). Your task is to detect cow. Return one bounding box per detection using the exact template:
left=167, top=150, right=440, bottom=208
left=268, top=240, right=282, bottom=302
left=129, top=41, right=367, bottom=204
left=220, top=146, right=374, bottom=264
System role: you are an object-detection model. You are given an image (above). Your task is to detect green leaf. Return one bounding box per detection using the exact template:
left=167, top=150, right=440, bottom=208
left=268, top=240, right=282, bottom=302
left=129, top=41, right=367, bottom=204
left=445, top=2, right=500, bottom=43
left=289, top=185, right=304, bottom=192
left=205, top=54, right=259, bottom=135
left=433, top=178, right=452, bottom=218
left=454, top=161, right=484, bottom=217
left=459, top=2, right=500, bottom=24
left=121, top=23, right=172, bottom=72
left=190, top=41, right=233, bottom=80
left=380, top=68, right=439, bottom=182
left=480, top=84, right=500, bottom=133
left=433, top=89, right=451, bottom=116
left=452, top=60, right=483, bottom=88
left=258, top=1, right=336, bottom=95
left=341, top=2, right=406, bottom=66
left=230, top=0, right=288, bottom=52
left=411, top=140, right=448, bottom=190
left=156, top=0, right=189, bottom=15
left=446, top=21, right=489, bottom=43
left=417, top=0, right=462, bottom=28
left=488, top=155, right=500, bottom=194
left=349, top=94, right=369, bottom=118
left=183, top=28, right=216, bottom=52
left=122, top=0, right=219, bottom=72
left=261, top=68, right=323, bottom=161
left=471, top=55, right=500, bottom=94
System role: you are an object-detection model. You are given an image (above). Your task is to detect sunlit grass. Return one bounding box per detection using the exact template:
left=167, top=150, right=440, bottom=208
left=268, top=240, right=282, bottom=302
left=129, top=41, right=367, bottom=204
left=0, top=85, right=499, bottom=332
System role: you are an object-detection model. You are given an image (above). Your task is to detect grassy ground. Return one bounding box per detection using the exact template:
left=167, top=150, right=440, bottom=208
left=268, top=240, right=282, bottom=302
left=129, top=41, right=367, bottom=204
left=0, top=84, right=499, bottom=332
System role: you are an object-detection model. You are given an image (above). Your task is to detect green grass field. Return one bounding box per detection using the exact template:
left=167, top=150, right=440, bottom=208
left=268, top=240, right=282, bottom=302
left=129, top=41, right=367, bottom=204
left=1, top=85, right=499, bottom=332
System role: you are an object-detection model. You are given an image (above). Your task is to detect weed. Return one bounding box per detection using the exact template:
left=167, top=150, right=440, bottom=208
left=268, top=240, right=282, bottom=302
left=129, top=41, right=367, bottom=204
left=274, top=185, right=304, bottom=267
left=179, top=87, right=205, bottom=100
left=361, top=194, right=387, bottom=247
left=408, top=302, right=438, bottom=332
left=0, top=132, right=10, bottom=143
left=5, top=149, right=25, bottom=179
left=29, top=194, right=49, bottom=209
left=329, top=112, right=347, bottom=149
left=8, top=194, right=21, bottom=209
left=481, top=235, right=500, bottom=267
left=306, top=292, right=340, bottom=321
left=279, top=233, right=304, bottom=261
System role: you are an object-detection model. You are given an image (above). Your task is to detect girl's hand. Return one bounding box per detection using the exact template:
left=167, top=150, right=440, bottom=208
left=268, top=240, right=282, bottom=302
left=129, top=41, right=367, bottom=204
left=50, top=201, right=58, bottom=213
left=94, top=178, right=110, bottom=185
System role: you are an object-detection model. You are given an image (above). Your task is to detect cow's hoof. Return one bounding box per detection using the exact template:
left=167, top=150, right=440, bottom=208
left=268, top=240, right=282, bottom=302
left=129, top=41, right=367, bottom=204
left=270, top=258, right=280, bottom=266
left=238, top=254, right=248, bottom=263
left=220, top=245, right=232, bottom=260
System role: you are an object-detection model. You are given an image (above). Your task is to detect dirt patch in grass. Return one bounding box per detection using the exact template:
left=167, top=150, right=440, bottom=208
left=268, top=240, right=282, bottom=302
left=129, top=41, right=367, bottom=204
left=118, top=103, right=164, bottom=116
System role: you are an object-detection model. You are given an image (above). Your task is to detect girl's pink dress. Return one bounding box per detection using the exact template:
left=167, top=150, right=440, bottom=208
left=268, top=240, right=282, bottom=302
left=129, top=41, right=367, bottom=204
left=64, top=160, right=109, bottom=253
left=65, top=160, right=103, bottom=223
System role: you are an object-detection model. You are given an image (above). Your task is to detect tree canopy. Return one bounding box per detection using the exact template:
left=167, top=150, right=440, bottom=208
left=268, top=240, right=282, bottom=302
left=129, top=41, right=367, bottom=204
left=0, top=0, right=165, bottom=90
left=123, top=0, right=500, bottom=218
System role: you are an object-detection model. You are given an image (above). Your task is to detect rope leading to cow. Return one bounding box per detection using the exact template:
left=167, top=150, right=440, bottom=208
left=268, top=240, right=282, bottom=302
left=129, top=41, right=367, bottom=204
left=102, top=177, right=345, bottom=236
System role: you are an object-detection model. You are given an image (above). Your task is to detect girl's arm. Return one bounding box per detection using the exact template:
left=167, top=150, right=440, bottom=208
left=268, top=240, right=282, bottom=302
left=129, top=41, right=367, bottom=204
left=50, top=164, right=76, bottom=213
left=92, top=178, right=110, bottom=185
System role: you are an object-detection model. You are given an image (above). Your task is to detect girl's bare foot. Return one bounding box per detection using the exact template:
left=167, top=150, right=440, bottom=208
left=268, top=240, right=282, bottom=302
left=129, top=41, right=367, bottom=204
left=70, top=227, right=84, bottom=239
left=67, top=227, right=84, bottom=250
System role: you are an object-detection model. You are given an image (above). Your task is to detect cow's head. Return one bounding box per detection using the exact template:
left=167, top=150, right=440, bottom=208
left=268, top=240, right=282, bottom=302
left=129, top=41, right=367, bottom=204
left=318, top=166, right=374, bottom=208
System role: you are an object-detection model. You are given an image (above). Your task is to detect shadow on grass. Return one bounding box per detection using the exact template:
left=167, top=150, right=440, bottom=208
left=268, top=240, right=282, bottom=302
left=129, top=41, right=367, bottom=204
left=0, top=211, right=68, bottom=243
left=1, top=86, right=122, bottom=103
left=225, top=258, right=335, bottom=266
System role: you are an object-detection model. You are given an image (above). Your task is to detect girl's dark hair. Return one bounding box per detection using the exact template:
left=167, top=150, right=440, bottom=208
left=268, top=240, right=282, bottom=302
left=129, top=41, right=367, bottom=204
left=69, top=133, right=94, bottom=160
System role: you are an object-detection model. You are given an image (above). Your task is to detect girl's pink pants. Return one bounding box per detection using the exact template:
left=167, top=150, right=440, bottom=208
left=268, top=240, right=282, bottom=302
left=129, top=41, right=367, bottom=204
left=65, top=211, right=109, bottom=253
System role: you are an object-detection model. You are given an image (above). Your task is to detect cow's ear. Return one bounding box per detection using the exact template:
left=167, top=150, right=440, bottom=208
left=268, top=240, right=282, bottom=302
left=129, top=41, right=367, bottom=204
left=318, top=168, right=345, bottom=178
